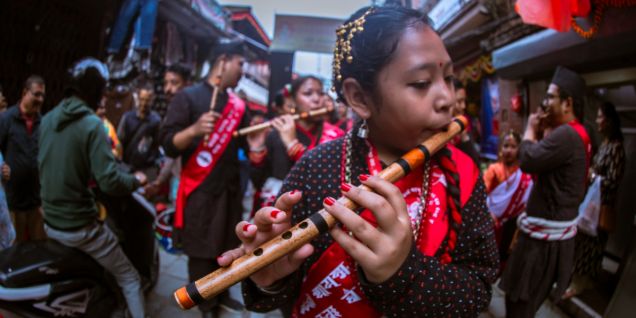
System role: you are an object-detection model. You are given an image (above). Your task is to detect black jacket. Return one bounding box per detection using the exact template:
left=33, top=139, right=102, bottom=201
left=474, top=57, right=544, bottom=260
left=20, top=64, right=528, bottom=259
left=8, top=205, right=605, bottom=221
left=0, top=105, right=41, bottom=210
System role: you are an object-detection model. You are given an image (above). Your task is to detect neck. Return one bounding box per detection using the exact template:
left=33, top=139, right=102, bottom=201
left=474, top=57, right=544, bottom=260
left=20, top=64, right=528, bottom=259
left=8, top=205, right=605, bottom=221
left=207, top=76, right=226, bottom=91
left=370, top=135, right=402, bottom=164
left=503, top=160, right=518, bottom=168
left=298, top=119, right=316, bottom=131
left=19, top=102, right=31, bottom=116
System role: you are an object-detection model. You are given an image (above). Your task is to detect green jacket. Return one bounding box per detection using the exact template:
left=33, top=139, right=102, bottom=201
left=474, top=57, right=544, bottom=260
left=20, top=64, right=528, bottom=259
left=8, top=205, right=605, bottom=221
left=39, top=97, right=140, bottom=230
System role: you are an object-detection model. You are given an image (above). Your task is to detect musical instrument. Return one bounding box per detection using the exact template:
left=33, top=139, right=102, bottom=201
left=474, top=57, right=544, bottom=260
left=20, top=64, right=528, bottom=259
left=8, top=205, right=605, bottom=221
left=203, top=60, right=225, bottom=144
left=232, top=106, right=334, bottom=138
left=174, top=116, right=468, bottom=310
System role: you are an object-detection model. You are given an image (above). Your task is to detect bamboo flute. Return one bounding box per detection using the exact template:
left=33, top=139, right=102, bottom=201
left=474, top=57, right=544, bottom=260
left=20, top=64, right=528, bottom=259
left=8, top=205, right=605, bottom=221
left=232, top=105, right=334, bottom=138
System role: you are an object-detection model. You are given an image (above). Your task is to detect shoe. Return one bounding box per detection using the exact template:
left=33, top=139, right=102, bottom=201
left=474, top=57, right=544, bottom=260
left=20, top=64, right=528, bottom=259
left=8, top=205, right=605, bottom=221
left=219, top=295, right=244, bottom=313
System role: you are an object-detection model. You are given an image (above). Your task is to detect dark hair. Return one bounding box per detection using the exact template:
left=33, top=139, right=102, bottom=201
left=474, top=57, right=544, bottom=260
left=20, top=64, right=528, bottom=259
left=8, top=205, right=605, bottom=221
left=209, top=39, right=246, bottom=65
left=453, top=78, right=464, bottom=91
left=333, top=6, right=431, bottom=103
left=136, top=80, right=154, bottom=92
left=599, top=102, right=623, bottom=141
left=498, top=130, right=521, bottom=157
left=24, top=75, right=45, bottom=90
left=290, top=75, right=322, bottom=99
left=166, top=63, right=192, bottom=82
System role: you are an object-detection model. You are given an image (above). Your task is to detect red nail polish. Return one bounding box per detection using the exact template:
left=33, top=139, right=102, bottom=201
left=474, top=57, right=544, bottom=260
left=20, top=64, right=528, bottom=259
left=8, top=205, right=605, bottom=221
left=243, top=224, right=251, bottom=232
left=324, top=197, right=335, bottom=206
left=341, top=183, right=351, bottom=192
left=271, top=210, right=281, bottom=218
left=290, top=190, right=296, bottom=195
left=359, top=174, right=369, bottom=181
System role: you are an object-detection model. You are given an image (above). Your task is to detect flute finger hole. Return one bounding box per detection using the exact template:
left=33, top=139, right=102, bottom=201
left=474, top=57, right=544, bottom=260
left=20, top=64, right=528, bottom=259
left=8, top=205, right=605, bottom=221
left=299, top=222, right=308, bottom=229
left=253, top=248, right=263, bottom=256
left=282, top=231, right=292, bottom=239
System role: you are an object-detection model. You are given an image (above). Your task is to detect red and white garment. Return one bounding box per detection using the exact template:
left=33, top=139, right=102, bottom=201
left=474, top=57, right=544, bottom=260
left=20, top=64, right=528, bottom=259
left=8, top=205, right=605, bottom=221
left=487, top=168, right=533, bottom=223
left=517, top=212, right=577, bottom=241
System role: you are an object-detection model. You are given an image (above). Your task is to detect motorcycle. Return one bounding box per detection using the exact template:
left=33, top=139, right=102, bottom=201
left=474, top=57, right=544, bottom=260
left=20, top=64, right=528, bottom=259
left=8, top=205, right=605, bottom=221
left=0, top=191, right=159, bottom=318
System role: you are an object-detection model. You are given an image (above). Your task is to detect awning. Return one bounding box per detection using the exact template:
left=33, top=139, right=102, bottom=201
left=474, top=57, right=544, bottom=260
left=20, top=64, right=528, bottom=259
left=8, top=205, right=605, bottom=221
left=493, top=7, right=636, bottom=79
left=158, top=0, right=228, bottom=42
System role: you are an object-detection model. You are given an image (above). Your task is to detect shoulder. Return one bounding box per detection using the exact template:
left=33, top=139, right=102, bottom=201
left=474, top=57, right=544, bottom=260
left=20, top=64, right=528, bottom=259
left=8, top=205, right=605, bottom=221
left=0, top=106, right=17, bottom=121
left=290, top=138, right=344, bottom=171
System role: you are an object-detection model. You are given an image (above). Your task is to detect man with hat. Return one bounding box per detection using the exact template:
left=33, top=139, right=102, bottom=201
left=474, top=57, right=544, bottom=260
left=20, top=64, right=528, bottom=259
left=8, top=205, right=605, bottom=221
left=159, top=39, right=258, bottom=317
left=500, top=66, right=592, bottom=317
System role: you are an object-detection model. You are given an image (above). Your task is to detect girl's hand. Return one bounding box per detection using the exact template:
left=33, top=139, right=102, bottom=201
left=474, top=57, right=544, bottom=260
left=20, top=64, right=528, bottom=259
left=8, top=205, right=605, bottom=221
left=271, top=115, right=296, bottom=146
left=326, top=175, right=412, bottom=283
left=217, top=191, right=313, bottom=287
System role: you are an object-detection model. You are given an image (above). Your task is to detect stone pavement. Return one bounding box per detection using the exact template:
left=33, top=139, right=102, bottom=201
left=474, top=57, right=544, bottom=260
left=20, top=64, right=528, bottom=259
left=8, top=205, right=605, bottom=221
left=147, top=248, right=283, bottom=318
left=148, top=248, right=569, bottom=318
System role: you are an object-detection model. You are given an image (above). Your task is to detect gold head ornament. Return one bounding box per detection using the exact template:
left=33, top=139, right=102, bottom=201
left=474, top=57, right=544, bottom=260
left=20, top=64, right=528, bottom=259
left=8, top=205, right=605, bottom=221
left=331, top=7, right=375, bottom=92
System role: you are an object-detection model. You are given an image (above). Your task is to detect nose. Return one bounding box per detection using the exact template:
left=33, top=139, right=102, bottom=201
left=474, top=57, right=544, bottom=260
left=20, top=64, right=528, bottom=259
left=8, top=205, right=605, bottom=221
left=434, top=79, right=454, bottom=113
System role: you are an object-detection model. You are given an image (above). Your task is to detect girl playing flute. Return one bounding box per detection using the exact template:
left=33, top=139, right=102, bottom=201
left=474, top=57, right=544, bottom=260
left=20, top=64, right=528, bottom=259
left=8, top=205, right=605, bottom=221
left=250, top=76, right=344, bottom=209
left=220, top=5, right=498, bottom=317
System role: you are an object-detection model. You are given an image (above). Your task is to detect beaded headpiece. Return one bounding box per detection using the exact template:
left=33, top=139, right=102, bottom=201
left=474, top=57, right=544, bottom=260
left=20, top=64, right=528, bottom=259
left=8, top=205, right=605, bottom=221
left=331, top=7, right=375, bottom=92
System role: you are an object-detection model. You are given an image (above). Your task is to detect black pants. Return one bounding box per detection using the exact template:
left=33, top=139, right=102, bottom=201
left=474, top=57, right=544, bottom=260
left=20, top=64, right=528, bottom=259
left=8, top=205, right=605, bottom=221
left=188, top=256, right=230, bottom=312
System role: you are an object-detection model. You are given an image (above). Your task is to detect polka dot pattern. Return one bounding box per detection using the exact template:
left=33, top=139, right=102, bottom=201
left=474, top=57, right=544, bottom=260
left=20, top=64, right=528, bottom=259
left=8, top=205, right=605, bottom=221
left=243, top=137, right=499, bottom=317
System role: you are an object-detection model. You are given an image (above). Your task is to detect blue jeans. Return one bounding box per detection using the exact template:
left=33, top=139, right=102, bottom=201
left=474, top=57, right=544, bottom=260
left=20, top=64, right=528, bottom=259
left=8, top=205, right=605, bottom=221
left=107, top=0, right=158, bottom=53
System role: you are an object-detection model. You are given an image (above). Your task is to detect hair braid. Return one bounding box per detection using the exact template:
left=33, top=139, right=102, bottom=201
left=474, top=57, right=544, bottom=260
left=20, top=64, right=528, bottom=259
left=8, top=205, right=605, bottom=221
left=437, top=148, right=462, bottom=264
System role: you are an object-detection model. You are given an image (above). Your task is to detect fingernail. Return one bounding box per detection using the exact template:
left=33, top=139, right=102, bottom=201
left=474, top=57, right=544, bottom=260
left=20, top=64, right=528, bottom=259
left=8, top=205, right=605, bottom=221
left=271, top=210, right=281, bottom=218
left=340, top=183, right=351, bottom=192
left=324, top=197, right=335, bottom=206
left=243, top=224, right=251, bottom=232
left=359, top=174, right=370, bottom=181
left=216, top=255, right=224, bottom=263
left=290, top=190, right=296, bottom=195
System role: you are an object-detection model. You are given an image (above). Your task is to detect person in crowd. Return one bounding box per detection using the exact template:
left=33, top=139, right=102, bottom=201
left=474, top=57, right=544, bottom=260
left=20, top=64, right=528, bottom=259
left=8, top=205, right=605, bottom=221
left=500, top=66, right=591, bottom=317
left=159, top=39, right=259, bottom=317
left=452, top=79, right=480, bottom=165
left=0, top=99, right=14, bottom=250
left=333, top=99, right=354, bottom=132
left=164, top=63, right=191, bottom=102
left=483, top=130, right=533, bottom=266
left=565, top=101, right=625, bottom=298
left=249, top=75, right=344, bottom=209
left=217, top=6, right=498, bottom=317
left=0, top=75, right=46, bottom=242
left=38, top=58, right=147, bottom=318
left=97, top=102, right=123, bottom=160
left=270, top=84, right=294, bottom=116
left=118, top=81, right=161, bottom=178
left=144, top=65, right=192, bottom=199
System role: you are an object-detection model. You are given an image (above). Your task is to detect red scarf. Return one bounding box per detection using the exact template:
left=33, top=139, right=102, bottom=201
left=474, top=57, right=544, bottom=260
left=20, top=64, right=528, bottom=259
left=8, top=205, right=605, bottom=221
left=297, top=121, right=343, bottom=150
left=567, top=120, right=592, bottom=180
left=292, top=142, right=451, bottom=318
left=174, top=93, right=245, bottom=228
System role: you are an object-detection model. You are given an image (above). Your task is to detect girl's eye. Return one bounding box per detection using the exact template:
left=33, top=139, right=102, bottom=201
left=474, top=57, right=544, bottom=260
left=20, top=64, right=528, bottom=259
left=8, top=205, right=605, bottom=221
left=445, top=75, right=455, bottom=84
left=410, top=81, right=431, bottom=89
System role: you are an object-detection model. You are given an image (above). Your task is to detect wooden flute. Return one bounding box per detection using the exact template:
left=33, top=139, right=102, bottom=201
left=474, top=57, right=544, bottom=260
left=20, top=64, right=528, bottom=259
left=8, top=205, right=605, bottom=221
left=232, top=105, right=334, bottom=138
left=174, top=115, right=468, bottom=310
left=203, top=60, right=225, bottom=144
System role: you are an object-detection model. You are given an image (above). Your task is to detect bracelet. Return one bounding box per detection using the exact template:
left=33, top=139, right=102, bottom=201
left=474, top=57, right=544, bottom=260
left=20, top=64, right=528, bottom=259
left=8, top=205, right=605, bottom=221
left=256, top=278, right=287, bottom=295
left=285, top=139, right=300, bottom=151
left=250, top=145, right=266, bottom=152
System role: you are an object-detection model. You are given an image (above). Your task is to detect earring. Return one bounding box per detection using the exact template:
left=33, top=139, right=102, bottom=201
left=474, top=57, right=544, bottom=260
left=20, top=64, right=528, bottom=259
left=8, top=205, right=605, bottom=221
left=357, top=120, right=369, bottom=139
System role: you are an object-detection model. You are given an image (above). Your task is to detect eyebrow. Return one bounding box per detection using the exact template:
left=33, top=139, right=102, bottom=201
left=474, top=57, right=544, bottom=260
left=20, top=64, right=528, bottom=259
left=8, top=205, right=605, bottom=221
left=406, top=61, right=453, bottom=74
